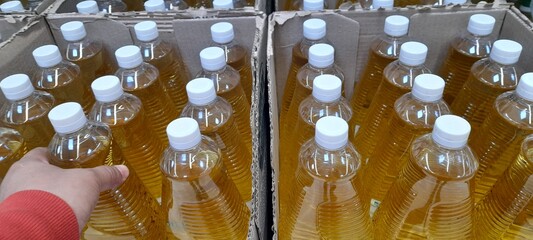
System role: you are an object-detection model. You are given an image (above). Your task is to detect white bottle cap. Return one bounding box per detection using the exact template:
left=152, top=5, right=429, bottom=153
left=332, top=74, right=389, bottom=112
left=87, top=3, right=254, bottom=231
left=315, top=116, right=348, bottom=150
left=399, top=41, right=428, bottom=66
left=144, top=0, right=166, bottom=12
left=412, top=74, right=445, bottom=102
left=312, top=74, right=342, bottom=103
left=200, top=47, right=226, bottom=71
left=32, top=45, right=63, bottom=68
left=372, top=0, right=393, bottom=10
left=432, top=115, right=471, bottom=149
left=308, top=43, right=334, bottom=68
left=186, top=78, right=217, bottom=105
left=0, top=1, right=24, bottom=12
left=134, top=21, right=159, bottom=42
left=48, top=102, right=88, bottom=134
left=444, top=0, right=466, bottom=4
left=516, top=73, right=533, bottom=101
left=167, top=117, right=202, bottom=150
left=384, top=15, right=409, bottom=37
left=211, top=22, right=234, bottom=44
left=0, top=74, right=35, bottom=101
left=115, top=45, right=143, bottom=69
left=467, top=14, right=495, bottom=36
left=60, top=21, right=87, bottom=42
left=489, top=39, right=522, bottom=65
left=303, top=19, right=326, bottom=41
left=76, top=1, right=99, bottom=14
left=303, top=0, right=323, bottom=10
left=91, top=76, right=124, bottom=103
left=213, top=0, right=234, bottom=9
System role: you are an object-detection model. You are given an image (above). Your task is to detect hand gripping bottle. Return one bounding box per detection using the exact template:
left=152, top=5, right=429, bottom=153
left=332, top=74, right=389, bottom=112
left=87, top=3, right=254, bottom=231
left=0, top=127, right=25, bottom=183
left=373, top=115, right=478, bottom=239
left=88, top=75, right=165, bottom=199
left=47, top=102, right=163, bottom=238
left=161, top=117, right=250, bottom=239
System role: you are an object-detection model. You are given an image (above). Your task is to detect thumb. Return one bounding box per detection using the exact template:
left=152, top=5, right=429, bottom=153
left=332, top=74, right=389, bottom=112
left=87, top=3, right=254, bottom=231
left=90, top=165, right=129, bottom=191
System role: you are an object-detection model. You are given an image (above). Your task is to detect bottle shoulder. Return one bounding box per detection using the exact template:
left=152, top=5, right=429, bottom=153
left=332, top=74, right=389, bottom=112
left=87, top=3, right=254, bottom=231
left=115, top=63, right=160, bottom=89
left=296, top=64, right=345, bottom=87
left=137, top=40, right=173, bottom=61
left=298, top=97, right=353, bottom=125
left=1, top=92, right=55, bottom=124
left=394, top=94, right=452, bottom=127
left=383, top=61, right=432, bottom=88
left=88, top=94, right=143, bottom=125
left=33, top=61, right=81, bottom=86
left=494, top=92, right=533, bottom=129
left=180, top=98, right=233, bottom=130
left=65, top=39, right=103, bottom=61
left=195, top=67, right=241, bottom=90
left=451, top=32, right=494, bottom=57
left=370, top=35, right=408, bottom=58
left=471, top=59, right=523, bottom=88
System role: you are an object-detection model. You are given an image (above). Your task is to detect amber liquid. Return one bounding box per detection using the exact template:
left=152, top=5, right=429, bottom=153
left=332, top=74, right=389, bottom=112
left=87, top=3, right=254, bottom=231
left=0, top=137, right=25, bottom=183
left=122, top=0, right=144, bottom=10
left=217, top=81, right=252, bottom=153
left=34, top=73, right=95, bottom=114
left=440, top=47, right=484, bottom=104
left=69, top=48, right=112, bottom=88
left=284, top=81, right=313, bottom=137
left=280, top=43, right=307, bottom=131
left=394, top=0, right=420, bottom=6
left=225, top=45, right=253, bottom=102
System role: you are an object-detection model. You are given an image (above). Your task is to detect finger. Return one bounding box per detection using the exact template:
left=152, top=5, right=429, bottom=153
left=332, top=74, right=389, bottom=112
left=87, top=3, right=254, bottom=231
left=18, top=147, right=50, bottom=164
left=89, top=165, right=129, bottom=191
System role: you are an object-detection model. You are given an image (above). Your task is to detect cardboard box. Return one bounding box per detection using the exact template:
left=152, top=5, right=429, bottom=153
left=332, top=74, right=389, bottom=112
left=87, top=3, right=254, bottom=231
left=0, top=10, right=268, bottom=240
left=0, top=13, right=37, bottom=48
left=267, top=5, right=533, bottom=238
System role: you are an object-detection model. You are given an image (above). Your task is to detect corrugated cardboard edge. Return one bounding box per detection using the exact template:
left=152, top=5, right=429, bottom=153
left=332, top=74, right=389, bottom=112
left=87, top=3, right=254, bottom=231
left=0, top=13, right=38, bottom=48
left=509, top=6, right=533, bottom=30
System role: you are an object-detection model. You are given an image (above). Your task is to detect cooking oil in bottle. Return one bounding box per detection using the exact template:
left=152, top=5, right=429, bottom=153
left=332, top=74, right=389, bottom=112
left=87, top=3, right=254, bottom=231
left=122, top=0, right=143, bottom=10
left=0, top=1, right=24, bottom=12
left=31, top=45, right=95, bottom=113
left=349, top=15, right=409, bottom=134
left=133, top=21, right=189, bottom=114
left=451, top=39, right=523, bottom=134
left=96, top=0, right=127, bottom=12
left=279, top=74, right=351, bottom=214
left=211, top=22, right=253, bottom=101
left=114, top=45, right=179, bottom=146
left=60, top=21, right=113, bottom=86
left=474, top=134, right=533, bottom=239
left=373, top=115, right=478, bottom=239
left=180, top=78, right=252, bottom=202
left=47, top=102, right=164, bottom=239
left=0, top=127, right=26, bottom=183
left=76, top=0, right=100, bottom=13
left=88, top=75, right=165, bottom=199
left=440, top=14, right=496, bottom=104
left=0, top=74, right=55, bottom=151
left=353, top=42, right=430, bottom=166
left=279, top=116, right=372, bottom=239
left=162, top=117, right=250, bottom=239
left=469, top=73, right=533, bottom=202
left=196, top=46, right=252, bottom=152
left=395, top=0, right=418, bottom=7
left=363, top=74, right=450, bottom=213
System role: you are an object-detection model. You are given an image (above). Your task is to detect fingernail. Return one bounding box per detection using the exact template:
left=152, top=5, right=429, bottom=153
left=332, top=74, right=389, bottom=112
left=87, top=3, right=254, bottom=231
left=115, top=165, right=129, bottom=182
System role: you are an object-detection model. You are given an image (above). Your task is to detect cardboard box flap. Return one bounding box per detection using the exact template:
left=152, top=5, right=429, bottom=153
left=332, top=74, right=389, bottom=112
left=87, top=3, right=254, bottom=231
left=0, top=14, right=35, bottom=48
left=499, top=9, right=533, bottom=72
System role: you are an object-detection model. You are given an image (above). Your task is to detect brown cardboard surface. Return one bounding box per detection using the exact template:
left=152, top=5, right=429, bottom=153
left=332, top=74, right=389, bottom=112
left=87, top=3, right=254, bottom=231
left=0, top=13, right=36, bottom=48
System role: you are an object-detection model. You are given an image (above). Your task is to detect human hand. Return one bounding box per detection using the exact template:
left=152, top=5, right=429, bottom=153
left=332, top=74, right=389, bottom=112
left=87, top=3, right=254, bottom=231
left=0, top=147, right=129, bottom=232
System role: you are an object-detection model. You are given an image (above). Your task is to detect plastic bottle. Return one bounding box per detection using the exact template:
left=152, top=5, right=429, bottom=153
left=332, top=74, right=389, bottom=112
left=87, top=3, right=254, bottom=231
left=180, top=78, right=252, bottom=202
left=373, top=115, right=478, bottom=238
left=474, top=134, right=533, bottom=238
left=213, top=0, right=234, bottom=8
left=114, top=45, right=179, bottom=146
left=280, top=116, right=372, bottom=239
left=88, top=75, right=165, bottom=199
left=286, top=0, right=326, bottom=10
left=161, top=117, right=250, bottom=239
left=96, top=0, right=127, bottom=13
left=47, top=102, right=164, bottom=238
left=144, top=0, right=167, bottom=11
left=451, top=39, right=523, bottom=134
left=352, top=42, right=430, bottom=166
left=440, top=14, right=496, bottom=104
left=0, top=74, right=55, bottom=151
left=31, top=45, right=95, bottom=113
left=0, top=1, right=24, bottom=12
left=349, top=15, right=409, bottom=133
left=211, top=22, right=253, bottom=101
left=363, top=74, right=451, bottom=213
left=60, top=21, right=113, bottom=86
left=166, top=0, right=189, bottom=10
left=372, top=0, right=393, bottom=9
left=469, top=73, right=533, bottom=202
left=133, top=21, right=189, bottom=114
left=279, top=74, right=352, bottom=213
left=122, top=0, right=143, bottom=10
left=0, top=127, right=26, bottom=183
left=196, top=46, right=252, bottom=152
left=76, top=0, right=100, bottom=13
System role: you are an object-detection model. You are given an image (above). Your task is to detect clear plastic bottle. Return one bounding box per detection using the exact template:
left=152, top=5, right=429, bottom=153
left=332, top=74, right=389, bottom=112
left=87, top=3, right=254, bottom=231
left=76, top=0, right=100, bottom=13
left=474, top=134, right=533, bottom=239
left=180, top=78, right=252, bottom=202
left=144, top=0, right=167, bottom=11
left=286, top=0, right=326, bottom=10
left=371, top=0, right=393, bottom=9
left=280, top=116, right=372, bottom=239
left=88, top=75, right=165, bottom=199
left=349, top=15, right=409, bottom=133
left=440, top=14, right=496, bottom=104
left=373, top=115, right=478, bottom=239
left=196, top=47, right=252, bottom=153
left=133, top=21, right=189, bottom=114
left=31, top=45, right=95, bottom=113
left=0, top=74, right=55, bottom=151
left=0, top=1, right=24, bottom=12
left=47, top=102, right=164, bottom=238
left=161, top=117, right=250, bottom=239
left=96, top=0, right=127, bottom=13
left=211, top=22, right=253, bottom=101
left=0, top=127, right=26, bottom=183
left=114, top=45, right=179, bottom=146
left=213, top=0, right=234, bottom=8
left=451, top=39, right=523, bottom=134
left=469, top=73, right=533, bottom=202
left=60, top=21, right=113, bottom=86
left=363, top=74, right=451, bottom=213
left=353, top=42, right=430, bottom=166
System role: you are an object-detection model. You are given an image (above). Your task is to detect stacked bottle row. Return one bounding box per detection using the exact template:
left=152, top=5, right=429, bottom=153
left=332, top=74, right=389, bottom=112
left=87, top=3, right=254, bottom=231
left=73, top=0, right=254, bottom=13
left=282, top=0, right=466, bottom=12
left=278, top=14, right=532, bottom=238
left=0, top=20, right=253, bottom=239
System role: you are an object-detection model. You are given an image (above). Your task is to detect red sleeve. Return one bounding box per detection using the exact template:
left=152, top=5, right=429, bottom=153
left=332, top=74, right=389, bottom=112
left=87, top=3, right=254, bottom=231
left=0, top=190, right=79, bottom=240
